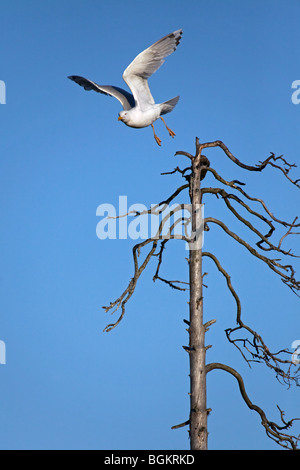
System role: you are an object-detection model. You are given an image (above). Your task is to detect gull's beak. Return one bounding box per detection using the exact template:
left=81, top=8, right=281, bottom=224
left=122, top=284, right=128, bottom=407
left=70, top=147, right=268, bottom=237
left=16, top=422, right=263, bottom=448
left=118, top=116, right=123, bottom=121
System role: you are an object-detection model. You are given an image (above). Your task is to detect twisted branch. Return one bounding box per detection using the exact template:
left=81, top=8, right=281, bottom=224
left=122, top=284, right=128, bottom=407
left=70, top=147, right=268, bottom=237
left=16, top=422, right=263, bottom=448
left=204, top=217, right=300, bottom=295
left=103, top=206, right=189, bottom=331
left=103, top=239, right=158, bottom=332
left=202, top=187, right=299, bottom=257
left=203, top=251, right=300, bottom=386
left=197, top=141, right=300, bottom=188
left=204, top=166, right=300, bottom=228
left=206, top=362, right=300, bottom=449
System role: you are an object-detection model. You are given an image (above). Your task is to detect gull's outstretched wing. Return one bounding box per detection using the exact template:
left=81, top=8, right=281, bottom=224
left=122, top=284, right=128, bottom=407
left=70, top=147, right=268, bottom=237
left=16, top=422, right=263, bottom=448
left=122, top=29, right=182, bottom=111
left=68, top=75, right=135, bottom=110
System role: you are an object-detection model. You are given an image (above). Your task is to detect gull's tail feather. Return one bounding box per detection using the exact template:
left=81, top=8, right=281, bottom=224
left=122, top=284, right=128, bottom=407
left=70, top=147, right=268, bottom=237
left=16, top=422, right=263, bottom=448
left=160, top=96, right=180, bottom=115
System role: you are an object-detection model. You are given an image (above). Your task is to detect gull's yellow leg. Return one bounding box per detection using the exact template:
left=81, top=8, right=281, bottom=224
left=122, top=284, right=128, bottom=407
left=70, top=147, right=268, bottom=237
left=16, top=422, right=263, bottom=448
left=151, top=123, right=162, bottom=146
left=160, top=116, right=176, bottom=138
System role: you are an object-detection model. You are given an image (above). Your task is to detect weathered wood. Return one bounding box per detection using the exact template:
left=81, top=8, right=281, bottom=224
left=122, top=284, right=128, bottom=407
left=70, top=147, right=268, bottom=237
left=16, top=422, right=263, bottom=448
left=188, top=141, right=208, bottom=450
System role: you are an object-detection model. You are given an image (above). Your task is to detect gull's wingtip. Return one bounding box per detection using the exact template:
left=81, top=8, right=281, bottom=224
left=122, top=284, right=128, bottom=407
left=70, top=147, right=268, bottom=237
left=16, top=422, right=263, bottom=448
left=168, top=29, right=183, bottom=47
left=172, top=28, right=183, bottom=37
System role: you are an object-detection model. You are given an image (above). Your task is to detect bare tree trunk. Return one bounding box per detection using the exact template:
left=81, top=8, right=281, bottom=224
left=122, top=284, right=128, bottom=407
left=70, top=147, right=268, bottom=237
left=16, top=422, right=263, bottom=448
left=188, top=147, right=208, bottom=450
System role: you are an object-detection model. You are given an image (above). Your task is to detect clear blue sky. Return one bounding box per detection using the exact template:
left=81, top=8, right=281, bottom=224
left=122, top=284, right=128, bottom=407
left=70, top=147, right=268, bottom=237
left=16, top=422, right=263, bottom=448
left=0, top=0, right=299, bottom=450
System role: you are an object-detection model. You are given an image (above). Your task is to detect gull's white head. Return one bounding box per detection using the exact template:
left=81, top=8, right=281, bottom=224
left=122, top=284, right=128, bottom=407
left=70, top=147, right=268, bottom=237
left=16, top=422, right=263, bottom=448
left=118, top=111, right=129, bottom=123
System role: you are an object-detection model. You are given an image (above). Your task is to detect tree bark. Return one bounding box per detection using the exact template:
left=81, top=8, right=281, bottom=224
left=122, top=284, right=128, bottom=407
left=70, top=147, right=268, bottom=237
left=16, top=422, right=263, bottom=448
left=188, top=147, right=208, bottom=450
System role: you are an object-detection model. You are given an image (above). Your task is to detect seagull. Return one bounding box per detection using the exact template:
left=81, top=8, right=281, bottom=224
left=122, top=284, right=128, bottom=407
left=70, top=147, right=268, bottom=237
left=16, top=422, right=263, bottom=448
left=68, top=29, right=182, bottom=146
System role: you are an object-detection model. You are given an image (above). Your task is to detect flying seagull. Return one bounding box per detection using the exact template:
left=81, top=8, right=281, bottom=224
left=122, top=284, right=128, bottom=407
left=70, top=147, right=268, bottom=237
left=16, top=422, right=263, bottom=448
left=68, top=29, right=182, bottom=146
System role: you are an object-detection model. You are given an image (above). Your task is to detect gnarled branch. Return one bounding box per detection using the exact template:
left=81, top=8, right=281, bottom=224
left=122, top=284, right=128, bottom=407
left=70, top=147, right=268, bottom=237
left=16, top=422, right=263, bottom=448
left=206, top=362, right=300, bottom=449
left=203, top=251, right=300, bottom=386
left=204, top=217, right=300, bottom=295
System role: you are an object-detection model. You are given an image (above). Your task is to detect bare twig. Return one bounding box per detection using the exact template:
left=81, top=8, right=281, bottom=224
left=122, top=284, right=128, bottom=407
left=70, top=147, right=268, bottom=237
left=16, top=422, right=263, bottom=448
left=103, top=239, right=158, bottom=332
left=171, top=420, right=190, bottom=430
left=153, top=240, right=188, bottom=291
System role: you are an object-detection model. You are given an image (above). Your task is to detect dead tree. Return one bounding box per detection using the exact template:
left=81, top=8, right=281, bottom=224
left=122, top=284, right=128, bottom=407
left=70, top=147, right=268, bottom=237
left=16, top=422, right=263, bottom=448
left=103, top=137, right=300, bottom=450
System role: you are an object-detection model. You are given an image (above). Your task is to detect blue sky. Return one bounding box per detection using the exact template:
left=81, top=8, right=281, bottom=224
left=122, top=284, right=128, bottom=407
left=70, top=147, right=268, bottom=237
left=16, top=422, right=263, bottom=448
left=0, top=0, right=300, bottom=450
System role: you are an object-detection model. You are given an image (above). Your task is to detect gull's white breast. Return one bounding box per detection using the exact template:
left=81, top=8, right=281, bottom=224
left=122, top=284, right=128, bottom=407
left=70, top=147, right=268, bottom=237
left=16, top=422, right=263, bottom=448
left=124, top=106, right=161, bottom=128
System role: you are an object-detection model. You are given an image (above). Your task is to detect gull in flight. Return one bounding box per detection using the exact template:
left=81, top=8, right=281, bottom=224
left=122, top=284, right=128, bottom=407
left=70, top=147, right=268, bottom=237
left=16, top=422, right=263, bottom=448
left=68, top=29, right=182, bottom=146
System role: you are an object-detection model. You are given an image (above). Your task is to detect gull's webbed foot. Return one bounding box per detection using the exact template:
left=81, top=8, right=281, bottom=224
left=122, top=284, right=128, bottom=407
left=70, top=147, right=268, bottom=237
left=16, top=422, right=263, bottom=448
left=167, top=127, right=176, bottom=138
left=151, top=124, right=162, bottom=146
left=160, top=117, right=176, bottom=138
left=154, top=134, right=162, bottom=146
